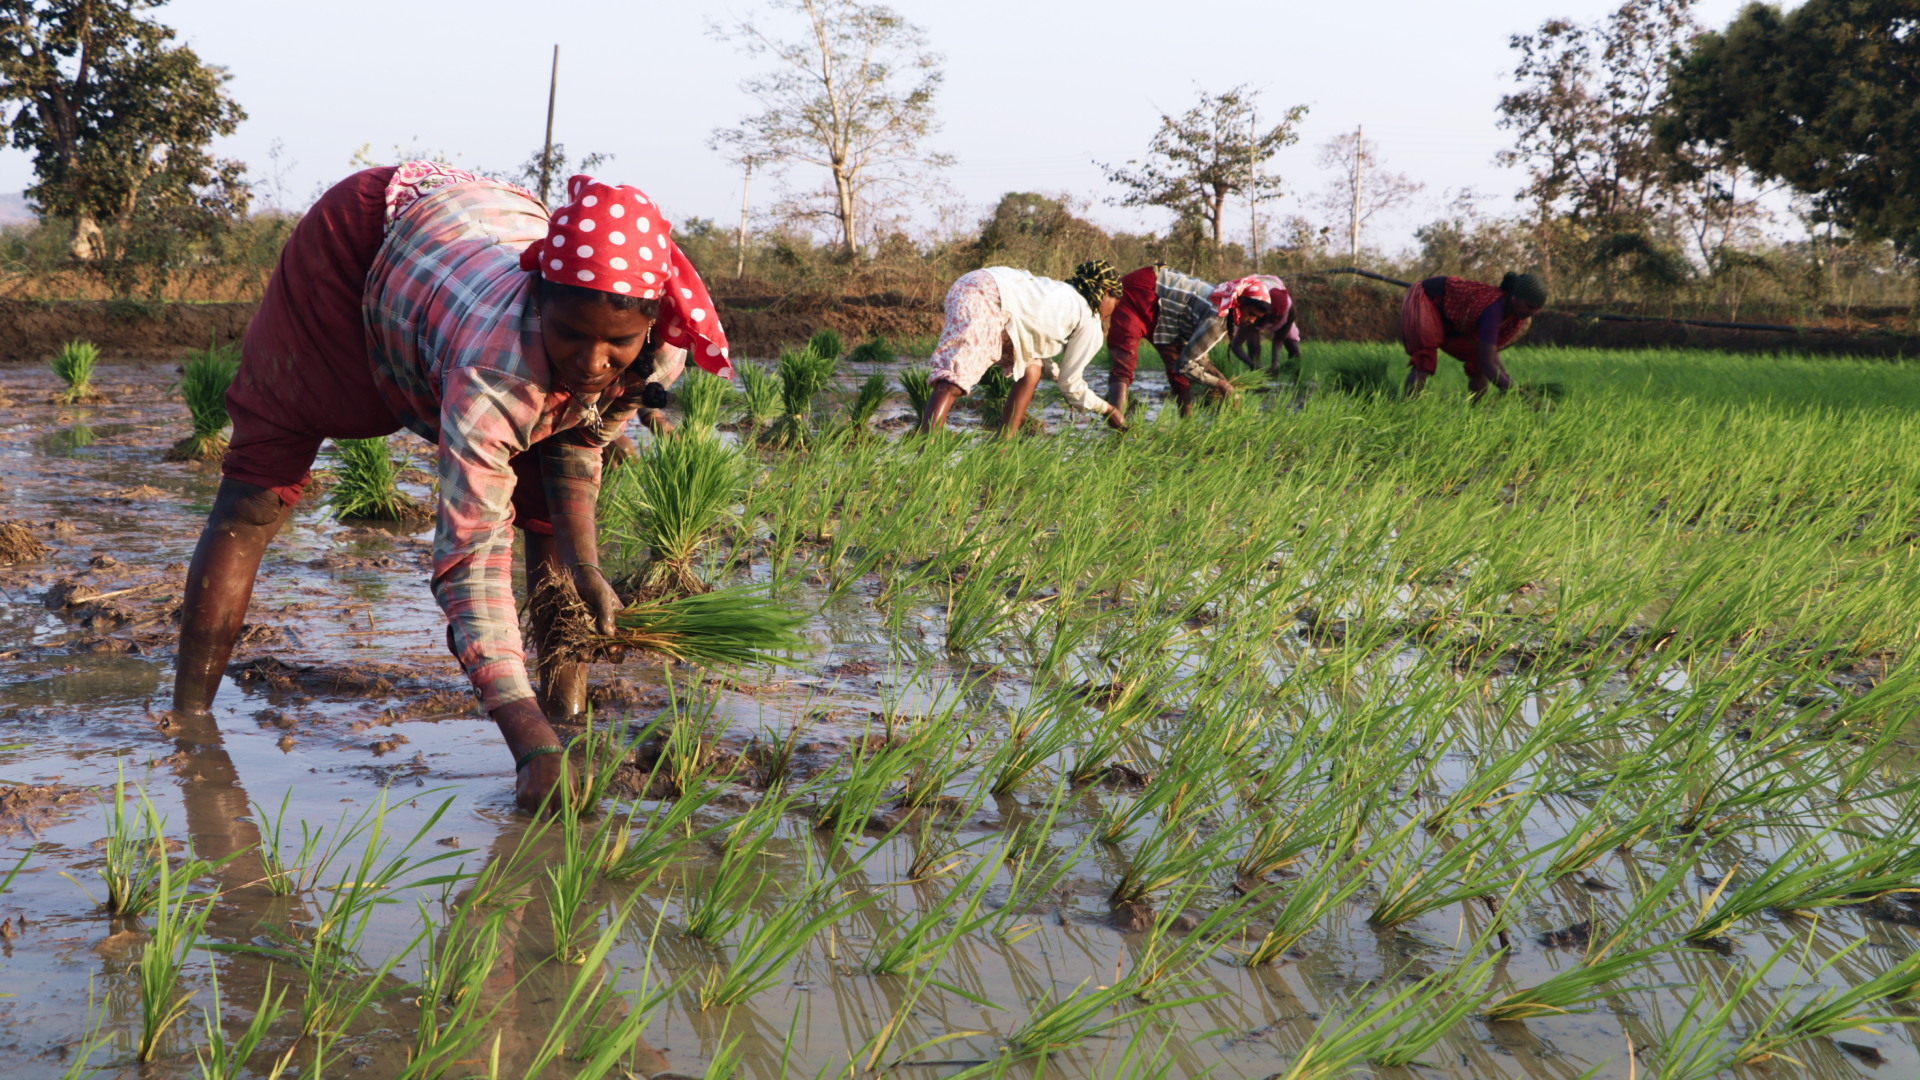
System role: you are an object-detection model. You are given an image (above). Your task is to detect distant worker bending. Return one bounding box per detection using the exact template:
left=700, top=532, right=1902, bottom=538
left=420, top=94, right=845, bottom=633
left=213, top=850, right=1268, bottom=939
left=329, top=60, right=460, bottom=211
left=920, top=260, right=1130, bottom=436
left=1107, top=266, right=1272, bottom=417
left=1400, top=272, right=1547, bottom=400
left=1231, top=273, right=1303, bottom=373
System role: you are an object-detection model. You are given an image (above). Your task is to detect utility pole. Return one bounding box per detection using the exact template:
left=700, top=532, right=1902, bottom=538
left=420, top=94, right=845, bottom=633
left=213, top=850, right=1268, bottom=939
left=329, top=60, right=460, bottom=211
left=1248, top=106, right=1260, bottom=273
left=1349, top=125, right=1363, bottom=260
left=537, top=45, right=559, bottom=206
left=735, top=156, right=755, bottom=280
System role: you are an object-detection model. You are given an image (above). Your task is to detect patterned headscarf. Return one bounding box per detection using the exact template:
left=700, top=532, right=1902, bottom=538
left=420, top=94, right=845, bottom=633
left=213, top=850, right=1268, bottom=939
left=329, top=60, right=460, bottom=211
left=1065, top=259, right=1124, bottom=313
left=1209, top=276, right=1273, bottom=322
left=519, top=174, right=732, bottom=378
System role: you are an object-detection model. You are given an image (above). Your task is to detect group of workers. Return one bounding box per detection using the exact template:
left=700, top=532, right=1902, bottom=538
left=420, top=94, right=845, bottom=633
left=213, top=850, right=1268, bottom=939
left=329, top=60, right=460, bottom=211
left=917, top=259, right=1547, bottom=436
left=169, top=160, right=1550, bottom=813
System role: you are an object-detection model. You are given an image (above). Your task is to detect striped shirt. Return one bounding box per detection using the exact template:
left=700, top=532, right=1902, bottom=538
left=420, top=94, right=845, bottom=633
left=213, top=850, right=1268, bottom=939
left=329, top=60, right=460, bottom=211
left=363, top=181, right=640, bottom=712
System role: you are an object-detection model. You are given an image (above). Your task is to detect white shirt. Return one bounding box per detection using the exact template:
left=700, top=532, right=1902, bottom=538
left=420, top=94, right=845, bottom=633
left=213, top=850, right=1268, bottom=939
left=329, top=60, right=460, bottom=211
left=982, top=267, right=1112, bottom=415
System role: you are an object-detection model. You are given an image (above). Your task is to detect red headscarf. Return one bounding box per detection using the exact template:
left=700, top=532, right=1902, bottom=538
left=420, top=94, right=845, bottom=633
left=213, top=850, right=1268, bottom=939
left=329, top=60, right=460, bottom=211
left=1208, top=276, right=1273, bottom=323
left=519, top=174, right=732, bottom=378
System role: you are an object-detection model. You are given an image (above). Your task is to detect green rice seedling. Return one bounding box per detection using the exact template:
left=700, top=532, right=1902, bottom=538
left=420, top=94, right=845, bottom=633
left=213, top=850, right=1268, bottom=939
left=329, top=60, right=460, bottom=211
left=327, top=436, right=426, bottom=521
left=1270, top=954, right=1495, bottom=1080
left=604, top=431, right=744, bottom=594
left=1109, top=818, right=1237, bottom=907
left=136, top=848, right=214, bottom=1061
left=1643, top=942, right=1797, bottom=1080
left=1480, top=939, right=1673, bottom=1022
left=697, top=879, right=875, bottom=1008
left=408, top=899, right=506, bottom=1051
left=195, top=966, right=293, bottom=1080
left=514, top=903, right=675, bottom=1080
left=866, top=841, right=1005, bottom=976
left=848, top=335, right=893, bottom=366
left=1243, top=841, right=1386, bottom=966
left=735, top=361, right=783, bottom=429
left=1367, top=801, right=1532, bottom=931
left=899, top=367, right=932, bottom=418
left=600, top=784, right=730, bottom=884
left=1007, top=977, right=1218, bottom=1058
left=842, top=369, right=890, bottom=432
left=1686, top=836, right=1861, bottom=943
left=976, top=366, right=1044, bottom=433
left=808, top=327, right=844, bottom=360
left=1131, top=884, right=1258, bottom=1001
left=681, top=792, right=788, bottom=940
left=58, top=978, right=108, bottom=1080
left=547, top=807, right=620, bottom=962
left=1369, top=950, right=1504, bottom=1068
left=166, top=341, right=241, bottom=461
left=252, top=789, right=332, bottom=897
left=814, top=726, right=919, bottom=844
left=1731, top=943, right=1920, bottom=1065
left=72, top=768, right=218, bottom=916
left=674, top=368, right=732, bottom=437
left=1326, top=355, right=1391, bottom=397
left=984, top=696, right=1081, bottom=797
left=0, top=850, right=25, bottom=895
left=50, top=338, right=100, bottom=403
left=761, top=345, right=838, bottom=450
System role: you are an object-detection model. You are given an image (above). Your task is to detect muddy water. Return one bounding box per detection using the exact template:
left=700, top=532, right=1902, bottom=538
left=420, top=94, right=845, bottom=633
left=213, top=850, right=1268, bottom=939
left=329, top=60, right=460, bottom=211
left=0, top=360, right=1913, bottom=1080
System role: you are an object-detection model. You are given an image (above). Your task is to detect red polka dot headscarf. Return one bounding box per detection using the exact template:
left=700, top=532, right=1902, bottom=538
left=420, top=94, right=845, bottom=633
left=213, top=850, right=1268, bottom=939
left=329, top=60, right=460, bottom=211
left=1209, top=276, right=1274, bottom=323
left=519, top=174, right=732, bottom=378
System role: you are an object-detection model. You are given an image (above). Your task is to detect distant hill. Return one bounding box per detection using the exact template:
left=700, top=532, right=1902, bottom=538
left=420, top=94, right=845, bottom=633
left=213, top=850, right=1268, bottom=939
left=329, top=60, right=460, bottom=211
left=0, top=193, right=35, bottom=225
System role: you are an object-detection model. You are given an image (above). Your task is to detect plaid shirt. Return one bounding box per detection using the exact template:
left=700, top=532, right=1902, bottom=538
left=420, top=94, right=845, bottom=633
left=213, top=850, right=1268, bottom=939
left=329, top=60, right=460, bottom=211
left=1149, top=268, right=1234, bottom=386
left=364, top=181, right=640, bottom=711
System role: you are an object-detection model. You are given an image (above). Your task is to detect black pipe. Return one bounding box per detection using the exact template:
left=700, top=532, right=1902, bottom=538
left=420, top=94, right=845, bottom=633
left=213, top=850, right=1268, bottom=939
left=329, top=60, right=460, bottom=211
left=1308, top=267, right=1815, bottom=335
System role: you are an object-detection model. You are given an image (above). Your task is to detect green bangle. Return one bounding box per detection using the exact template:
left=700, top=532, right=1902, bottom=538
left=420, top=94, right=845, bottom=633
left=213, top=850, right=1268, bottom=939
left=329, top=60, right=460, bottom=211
left=514, top=744, right=567, bottom=772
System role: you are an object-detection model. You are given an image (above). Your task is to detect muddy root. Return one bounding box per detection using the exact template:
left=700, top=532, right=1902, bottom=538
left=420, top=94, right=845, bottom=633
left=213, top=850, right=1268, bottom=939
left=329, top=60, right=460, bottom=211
left=163, top=432, right=229, bottom=463
left=528, top=571, right=613, bottom=668
left=0, top=521, right=51, bottom=564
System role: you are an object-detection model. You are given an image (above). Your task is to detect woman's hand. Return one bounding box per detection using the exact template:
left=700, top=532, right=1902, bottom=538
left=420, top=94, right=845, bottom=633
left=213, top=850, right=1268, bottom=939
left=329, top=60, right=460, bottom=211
left=573, top=564, right=621, bottom=635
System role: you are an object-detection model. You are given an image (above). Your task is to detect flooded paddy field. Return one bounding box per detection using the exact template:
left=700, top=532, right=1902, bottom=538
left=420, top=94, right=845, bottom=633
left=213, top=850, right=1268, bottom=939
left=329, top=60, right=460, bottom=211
left=5, top=344, right=1920, bottom=1080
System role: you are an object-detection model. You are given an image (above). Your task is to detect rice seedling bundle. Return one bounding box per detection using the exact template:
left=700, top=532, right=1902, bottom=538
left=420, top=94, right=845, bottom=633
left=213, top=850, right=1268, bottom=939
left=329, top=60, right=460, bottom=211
left=601, top=430, right=744, bottom=595
left=899, top=367, right=932, bottom=418
left=842, top=369, right=889, bottom=432
left=847, top=334, right=893, bottom=365
left=674, top=367, right=732, bottom=436
left=760, top=344, right=838, bottom=450
left=164, top=341, right=240, bottom=461
left=807, top=327, right=844, bottom=360
left=736, top=361, right=783, bottom=428
left=50, top=338, right=102, bottom=403
left=326, top=435, right=427, bottom=522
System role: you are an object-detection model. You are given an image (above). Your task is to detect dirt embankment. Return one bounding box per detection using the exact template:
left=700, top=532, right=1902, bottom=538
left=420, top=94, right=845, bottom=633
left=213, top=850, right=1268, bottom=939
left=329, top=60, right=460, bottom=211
left=2, top=289, right=1918, bottom=364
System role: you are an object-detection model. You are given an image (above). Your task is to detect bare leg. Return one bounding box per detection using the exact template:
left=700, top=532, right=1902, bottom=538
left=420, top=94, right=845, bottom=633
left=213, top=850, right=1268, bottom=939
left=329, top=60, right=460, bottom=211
left=1468, top=372, right=1492, bottom=403
left=173, top=479, right=296, bottom=714
left=524, top=532, right=587, bottom=721
left=919, top=380, right=965, bottom=434
left=998, top=364, right=1043, bottom=437
left=1404, top=369, right=1430, bottom=398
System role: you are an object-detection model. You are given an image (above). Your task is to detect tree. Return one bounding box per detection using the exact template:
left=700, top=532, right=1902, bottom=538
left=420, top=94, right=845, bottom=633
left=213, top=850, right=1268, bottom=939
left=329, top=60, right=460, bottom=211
left=1496, top=0, right=1700, bottom=229
left=1314, top=129, right=1424, bottom=259
left=1657, top=0, right=1920, bottom=252
left=0, top=0, right=248, bottom=258
left=1099, top=86, right=1307, bottom=250
left=709, top=0, right=952, bottom=258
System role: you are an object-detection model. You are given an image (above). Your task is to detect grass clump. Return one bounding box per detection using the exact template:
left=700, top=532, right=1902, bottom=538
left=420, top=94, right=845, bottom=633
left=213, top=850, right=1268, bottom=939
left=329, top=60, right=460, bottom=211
left=760, top=344, right=838, bottom=450
left=50, top=339, right=103, bottom=404
left=326, top=436, right=427, bottom=523
left=164, top=341, right=240, bottom=462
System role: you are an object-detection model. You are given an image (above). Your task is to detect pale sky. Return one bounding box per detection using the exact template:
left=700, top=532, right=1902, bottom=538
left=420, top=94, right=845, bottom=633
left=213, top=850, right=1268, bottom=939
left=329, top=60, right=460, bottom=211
left=0, top=0, right=1763, bottom=253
